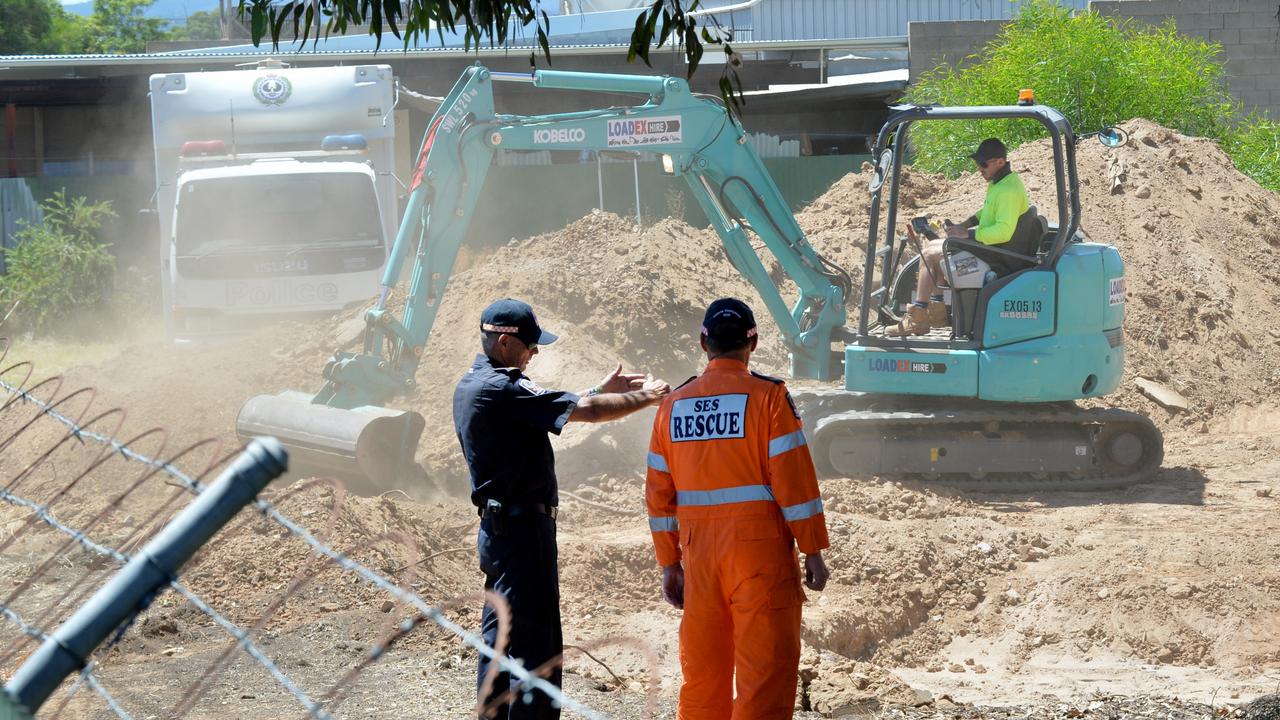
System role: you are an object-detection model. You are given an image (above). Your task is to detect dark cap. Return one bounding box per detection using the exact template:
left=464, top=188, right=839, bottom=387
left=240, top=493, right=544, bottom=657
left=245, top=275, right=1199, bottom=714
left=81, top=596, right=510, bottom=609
left=701, top=297, right=757, bottom=342
left=970, top=138, right=1008, bottom=164
left=480, top=298, right=558, bottom=346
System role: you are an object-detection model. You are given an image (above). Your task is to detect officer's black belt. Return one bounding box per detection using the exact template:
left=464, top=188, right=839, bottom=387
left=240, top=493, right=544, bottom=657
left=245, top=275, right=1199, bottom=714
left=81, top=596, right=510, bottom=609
left=479, top=502, right=558, bottom=520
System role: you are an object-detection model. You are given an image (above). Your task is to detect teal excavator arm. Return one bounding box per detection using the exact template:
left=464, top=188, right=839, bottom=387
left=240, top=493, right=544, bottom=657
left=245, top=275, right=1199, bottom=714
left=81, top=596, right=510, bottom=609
left=320, top=63, right=848, bottom=412
left=237, top=64, right=849, bottom=489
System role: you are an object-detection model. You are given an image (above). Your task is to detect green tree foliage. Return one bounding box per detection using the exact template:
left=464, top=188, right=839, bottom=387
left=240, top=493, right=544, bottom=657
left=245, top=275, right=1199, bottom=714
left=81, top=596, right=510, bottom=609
left=1227, top=116, right=1280, bottom=193
left=168, top=10, right=221, bottom=41
left=236, top=0, right=744, bottom=110
left=45, top=9, right=95, bottom=53
left=0, top=191, right=116, bottom=336
left=904, top=0, right=1237, bottom=176
left=86, top=0, right=169, bottom=53
left=0, top=0, right=173, bottom=54
left=0, top=0, right=61, bottom=54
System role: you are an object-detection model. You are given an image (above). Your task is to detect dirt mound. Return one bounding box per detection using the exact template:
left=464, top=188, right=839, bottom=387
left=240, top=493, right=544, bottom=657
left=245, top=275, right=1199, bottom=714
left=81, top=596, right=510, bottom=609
left=390, top=210, right=792, bottom=483
left=217, top=207, right=820, bottom=488
left=50, top=210, right=798, bottom=490
left=1026, top=118, right=1280, bottom=429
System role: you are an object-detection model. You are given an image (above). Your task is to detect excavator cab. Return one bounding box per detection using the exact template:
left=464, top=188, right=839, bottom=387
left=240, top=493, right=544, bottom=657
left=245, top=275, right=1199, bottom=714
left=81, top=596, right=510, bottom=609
left=800, top=102, right=1163, bottom=488
left=846, top=102, right=1118, bottom=400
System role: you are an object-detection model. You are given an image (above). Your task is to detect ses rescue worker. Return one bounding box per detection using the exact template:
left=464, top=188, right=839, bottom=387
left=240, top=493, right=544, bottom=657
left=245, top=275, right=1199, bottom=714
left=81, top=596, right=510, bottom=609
left=453, top=298, right=670, bottom=720
left=645, top=298, right=831, bottom=719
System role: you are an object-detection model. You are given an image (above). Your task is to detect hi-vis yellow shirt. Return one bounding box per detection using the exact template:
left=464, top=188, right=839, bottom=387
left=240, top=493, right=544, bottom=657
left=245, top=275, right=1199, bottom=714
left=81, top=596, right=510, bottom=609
left=645, top=358, right=829, bottom=567
left=974, top=170, right=1029, bottom=245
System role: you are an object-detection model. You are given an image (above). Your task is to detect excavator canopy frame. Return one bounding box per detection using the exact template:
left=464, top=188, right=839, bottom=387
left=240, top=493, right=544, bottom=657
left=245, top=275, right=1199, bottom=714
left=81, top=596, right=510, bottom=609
left=856, top=104, right=1082, bottom=346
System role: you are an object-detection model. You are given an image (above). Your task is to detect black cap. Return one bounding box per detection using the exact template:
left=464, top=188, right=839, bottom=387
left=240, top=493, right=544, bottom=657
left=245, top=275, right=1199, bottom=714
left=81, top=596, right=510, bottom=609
left=970, top=138, right=1008, bottom=164
left=480, top=298, right=558, bottom=346
left=701, top=298, right=757, bottom=342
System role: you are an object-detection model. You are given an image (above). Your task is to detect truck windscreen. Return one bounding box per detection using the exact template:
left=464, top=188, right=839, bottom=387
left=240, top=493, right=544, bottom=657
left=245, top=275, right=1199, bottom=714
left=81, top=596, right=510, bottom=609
left=176, top=172, right=381, bottom=257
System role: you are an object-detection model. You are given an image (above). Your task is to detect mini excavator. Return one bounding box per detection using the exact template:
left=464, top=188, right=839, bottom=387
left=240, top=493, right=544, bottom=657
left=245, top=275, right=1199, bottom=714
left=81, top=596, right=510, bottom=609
left=237, top=64, right=1163, bottom=492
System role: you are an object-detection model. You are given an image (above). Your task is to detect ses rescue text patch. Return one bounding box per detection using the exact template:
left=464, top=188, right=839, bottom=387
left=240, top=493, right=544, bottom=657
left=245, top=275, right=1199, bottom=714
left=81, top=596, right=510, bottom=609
left=670, top=393, right=748, bottom=442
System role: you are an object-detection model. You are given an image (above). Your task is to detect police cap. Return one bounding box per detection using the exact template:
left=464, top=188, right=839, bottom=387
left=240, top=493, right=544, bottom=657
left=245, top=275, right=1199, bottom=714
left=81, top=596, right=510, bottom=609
left=480, top=298, right=559, bottom=346
left=701, top=297, right=757, bottom=343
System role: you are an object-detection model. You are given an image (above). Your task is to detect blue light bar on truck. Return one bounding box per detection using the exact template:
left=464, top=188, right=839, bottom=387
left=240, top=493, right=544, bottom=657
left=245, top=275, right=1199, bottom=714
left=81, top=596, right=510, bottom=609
left=321, top=134, right=368, bottom=151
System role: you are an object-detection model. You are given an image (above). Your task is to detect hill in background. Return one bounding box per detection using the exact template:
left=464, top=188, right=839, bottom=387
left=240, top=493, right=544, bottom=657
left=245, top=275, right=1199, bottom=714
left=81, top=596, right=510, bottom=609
left=61, top=0, right=219, bottom=25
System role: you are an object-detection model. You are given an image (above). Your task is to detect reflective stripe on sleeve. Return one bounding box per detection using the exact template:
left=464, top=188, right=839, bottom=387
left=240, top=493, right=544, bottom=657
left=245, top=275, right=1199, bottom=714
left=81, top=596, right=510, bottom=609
left=780, top=497, right=824, bottom=522
left=647, top=452, right=670, bottom=473
left=768, top=430, right=808, bottom=458
left=677, top=484, right=776, bottom=506
left=648, top=516, right=679, bottom=532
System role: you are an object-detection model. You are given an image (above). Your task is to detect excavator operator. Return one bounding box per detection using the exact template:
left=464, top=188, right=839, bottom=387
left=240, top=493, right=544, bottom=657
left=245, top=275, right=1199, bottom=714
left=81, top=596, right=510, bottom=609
left=646, top=298, right=830, bottom=719
left=888, top=137, right=1031, bottom=336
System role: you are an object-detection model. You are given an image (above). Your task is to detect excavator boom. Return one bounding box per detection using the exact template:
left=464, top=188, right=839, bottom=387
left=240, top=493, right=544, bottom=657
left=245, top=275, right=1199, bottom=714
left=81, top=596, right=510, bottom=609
left=236, top=64, right=850, bottom=490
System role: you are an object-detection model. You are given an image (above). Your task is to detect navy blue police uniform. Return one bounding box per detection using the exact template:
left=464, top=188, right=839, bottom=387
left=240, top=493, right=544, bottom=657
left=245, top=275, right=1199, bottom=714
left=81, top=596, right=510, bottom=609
left=453, top=299, right=579, bottom=720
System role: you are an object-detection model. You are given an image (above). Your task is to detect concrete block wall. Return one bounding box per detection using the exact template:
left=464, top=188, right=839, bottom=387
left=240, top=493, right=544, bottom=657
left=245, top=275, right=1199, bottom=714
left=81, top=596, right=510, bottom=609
left=907, top=19, right=1006, bottom=84
left=1092, top=0, right=1280, bottom=118
left=908, top=0, right=1280, bottom=118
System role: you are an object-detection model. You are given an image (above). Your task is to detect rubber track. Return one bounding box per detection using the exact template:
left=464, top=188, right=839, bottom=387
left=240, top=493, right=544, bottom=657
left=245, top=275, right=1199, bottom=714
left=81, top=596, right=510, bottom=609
left=809, top=404, right=1165, bottom=492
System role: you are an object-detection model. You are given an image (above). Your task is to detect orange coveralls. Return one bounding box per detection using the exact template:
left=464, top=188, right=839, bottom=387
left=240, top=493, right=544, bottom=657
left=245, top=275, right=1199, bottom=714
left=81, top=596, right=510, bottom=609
left=646, top=358, right=829, bottom=719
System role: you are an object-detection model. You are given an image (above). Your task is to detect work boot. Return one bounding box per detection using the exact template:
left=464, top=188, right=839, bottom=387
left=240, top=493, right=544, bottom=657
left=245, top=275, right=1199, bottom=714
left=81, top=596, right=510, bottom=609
left=928, top=300, right=948, bottom=328
left=886, top=304, right=931, bottom=337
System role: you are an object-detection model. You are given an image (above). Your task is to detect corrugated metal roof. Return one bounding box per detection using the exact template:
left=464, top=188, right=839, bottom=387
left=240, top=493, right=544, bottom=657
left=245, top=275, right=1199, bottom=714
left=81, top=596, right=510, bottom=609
left=738, top=0, right=1089, bottom=42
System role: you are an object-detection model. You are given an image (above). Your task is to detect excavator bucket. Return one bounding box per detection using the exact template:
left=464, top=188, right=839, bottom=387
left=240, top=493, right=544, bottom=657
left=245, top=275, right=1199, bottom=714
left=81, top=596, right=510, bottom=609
left=235, top=391, right=426, bottom=492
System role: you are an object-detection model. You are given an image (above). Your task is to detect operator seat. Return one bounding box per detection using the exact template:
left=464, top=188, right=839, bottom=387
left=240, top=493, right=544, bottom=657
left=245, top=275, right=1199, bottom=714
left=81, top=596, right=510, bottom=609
left=986, top=206, right=1044, bottom=274
left=942, top=205, right=1045, bottom=338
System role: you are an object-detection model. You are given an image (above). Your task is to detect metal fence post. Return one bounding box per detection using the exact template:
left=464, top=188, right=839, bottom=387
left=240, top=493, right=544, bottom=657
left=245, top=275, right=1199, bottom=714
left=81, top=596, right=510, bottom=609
left=3, top=438, right=287, bottom=714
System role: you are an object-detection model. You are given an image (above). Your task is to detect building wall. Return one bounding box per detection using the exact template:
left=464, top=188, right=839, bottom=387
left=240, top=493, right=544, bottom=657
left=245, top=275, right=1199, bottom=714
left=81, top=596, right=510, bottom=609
left=907, top=0, right=1280, bottom=119
left=907, top=19, right=1005, bottom=83
left=1092, top=0, right=1280, bottom=118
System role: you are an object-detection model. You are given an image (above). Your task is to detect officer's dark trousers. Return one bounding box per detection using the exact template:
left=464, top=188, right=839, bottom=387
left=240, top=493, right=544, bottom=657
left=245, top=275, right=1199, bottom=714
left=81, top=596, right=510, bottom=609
left=476, top=513, right=562, bottom=720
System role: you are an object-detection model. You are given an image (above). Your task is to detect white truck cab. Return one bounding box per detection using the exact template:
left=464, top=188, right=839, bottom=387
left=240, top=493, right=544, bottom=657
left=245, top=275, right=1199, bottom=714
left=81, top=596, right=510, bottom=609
left=150, top=64, right=398, bottom=341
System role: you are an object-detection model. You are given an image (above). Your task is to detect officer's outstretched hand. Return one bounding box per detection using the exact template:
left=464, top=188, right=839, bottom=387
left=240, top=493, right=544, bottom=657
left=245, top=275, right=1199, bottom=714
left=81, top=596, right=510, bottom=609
left=598, top=363, right=647, bottom=394
left=642, top=375, right=671, bottom=398
left=662, top=563, right=685, bottom=609
left=804, top=553, right=830, bottom=592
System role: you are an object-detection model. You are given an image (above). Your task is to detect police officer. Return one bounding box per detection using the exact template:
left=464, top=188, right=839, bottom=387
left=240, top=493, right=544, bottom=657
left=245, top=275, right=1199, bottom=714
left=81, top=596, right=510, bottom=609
left=454, top=298, right=670, bottom=719
left=646, top=297, right=830, bottom=719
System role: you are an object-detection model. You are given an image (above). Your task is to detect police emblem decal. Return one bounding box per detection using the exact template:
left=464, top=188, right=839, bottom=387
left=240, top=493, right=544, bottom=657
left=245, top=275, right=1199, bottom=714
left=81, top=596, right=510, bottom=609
left=518, top=378, right=547, bottom=395
left=253, top=74, right=292, bottom=106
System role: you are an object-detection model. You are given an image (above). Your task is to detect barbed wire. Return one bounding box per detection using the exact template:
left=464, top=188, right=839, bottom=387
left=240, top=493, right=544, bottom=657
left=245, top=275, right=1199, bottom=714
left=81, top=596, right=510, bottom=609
left=0, top=597, right=133, bottom=718
left=0, top=341, right=624, bottom=718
